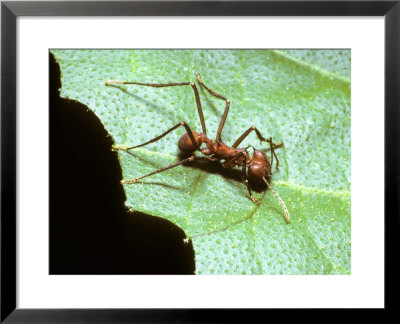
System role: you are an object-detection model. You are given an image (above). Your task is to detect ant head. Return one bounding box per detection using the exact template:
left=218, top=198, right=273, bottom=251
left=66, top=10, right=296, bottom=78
left=249, top=146, right=289, bottom=223
left=252, top=146, right=268, bottom=161
left=248, top=147, right=272, bottom=183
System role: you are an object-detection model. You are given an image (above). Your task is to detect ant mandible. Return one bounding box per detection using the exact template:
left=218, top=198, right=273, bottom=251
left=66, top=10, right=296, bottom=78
left=106, top=74, right=290, bottom=224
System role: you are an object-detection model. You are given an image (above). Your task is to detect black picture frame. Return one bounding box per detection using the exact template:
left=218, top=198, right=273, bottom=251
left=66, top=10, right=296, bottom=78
left=1, top=0, right=399, bottom=322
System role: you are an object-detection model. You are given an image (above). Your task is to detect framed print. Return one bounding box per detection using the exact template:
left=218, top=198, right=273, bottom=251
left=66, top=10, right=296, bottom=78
left=1, top=0, right=399, bottom=322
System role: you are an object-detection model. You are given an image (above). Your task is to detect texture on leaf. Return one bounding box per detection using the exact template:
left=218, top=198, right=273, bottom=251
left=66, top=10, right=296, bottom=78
left=52, top=49, right=351, bottom=274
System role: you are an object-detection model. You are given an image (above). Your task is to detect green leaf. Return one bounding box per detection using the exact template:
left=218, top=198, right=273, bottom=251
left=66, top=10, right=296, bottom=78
left=52, top=49, right=351, bottom=274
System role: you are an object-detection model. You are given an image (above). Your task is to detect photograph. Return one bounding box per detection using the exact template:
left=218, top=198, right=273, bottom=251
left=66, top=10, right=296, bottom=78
left=50, top=49, right=351, bottom=275
left=3, top=0, right=396, bottom=320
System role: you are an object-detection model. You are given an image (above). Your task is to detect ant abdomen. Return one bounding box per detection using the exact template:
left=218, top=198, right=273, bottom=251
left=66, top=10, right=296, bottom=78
left=248, top=149, right=272, bottom=183
left=178, top=131, right=202, bottom=152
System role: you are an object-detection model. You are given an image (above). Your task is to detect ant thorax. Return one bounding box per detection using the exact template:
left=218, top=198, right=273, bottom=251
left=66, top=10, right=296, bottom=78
left=206, top=140, right=248, bottom=167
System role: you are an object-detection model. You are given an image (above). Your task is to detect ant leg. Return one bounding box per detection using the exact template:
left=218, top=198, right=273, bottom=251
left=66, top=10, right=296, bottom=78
left=241, top=164, right=260, bottom=205
left=114, top=121, right=200, bottom=151
left=233, top=126, right=269, bottom=147
left=105, top=80, right=207, bottom=135
left=232, top=126, right=283, bottom=168
left=121, top=155, right=215, bottom=184
left=192, top=156, right=219, bottom=163
left=121, top=156, right=196, bottom=184
left=196, top=74, right=230, bottom=142
left=222, top=150, right=246, bottom=168
left=267, top=137, right=280, bottom=169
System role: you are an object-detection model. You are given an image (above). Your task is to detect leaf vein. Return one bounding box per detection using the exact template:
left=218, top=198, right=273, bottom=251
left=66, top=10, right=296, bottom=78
left=272, top=49, right=351, bottom=84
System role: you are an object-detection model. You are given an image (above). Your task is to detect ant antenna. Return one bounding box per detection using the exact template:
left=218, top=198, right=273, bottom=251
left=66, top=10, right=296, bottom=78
left=263, top=177, right=290, bottom=224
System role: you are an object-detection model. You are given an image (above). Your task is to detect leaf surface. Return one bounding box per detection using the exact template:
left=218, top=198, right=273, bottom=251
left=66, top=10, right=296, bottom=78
left=52, top=49, right=351, bottom=274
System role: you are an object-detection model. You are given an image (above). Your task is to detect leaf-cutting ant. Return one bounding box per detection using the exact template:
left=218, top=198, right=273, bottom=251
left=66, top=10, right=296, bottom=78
left=106, top=74, right=290, bottom=223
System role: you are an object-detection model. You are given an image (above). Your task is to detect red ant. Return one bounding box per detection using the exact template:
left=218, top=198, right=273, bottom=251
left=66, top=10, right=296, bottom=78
left=106, top=74, right=290, bottom=223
